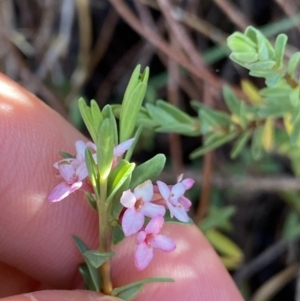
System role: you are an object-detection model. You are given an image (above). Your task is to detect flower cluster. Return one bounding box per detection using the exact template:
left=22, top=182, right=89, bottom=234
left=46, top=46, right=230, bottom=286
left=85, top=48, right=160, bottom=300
left=48, top=139, right=194, bottom=271
left=120, top=176, right=194, bottom=270
left=48, top=139, right=134, bottom=202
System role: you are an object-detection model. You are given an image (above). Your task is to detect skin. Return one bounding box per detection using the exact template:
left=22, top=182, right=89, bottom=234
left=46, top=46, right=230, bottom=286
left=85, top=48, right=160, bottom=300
left=0, top=73, right=244, bottom=301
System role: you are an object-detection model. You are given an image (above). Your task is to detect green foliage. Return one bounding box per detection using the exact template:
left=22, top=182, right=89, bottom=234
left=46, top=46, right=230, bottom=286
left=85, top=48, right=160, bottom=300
left=119, top=65, right=149, bottom=143
left=73, top=236, right=101, bottom=292
left=112, top=277, right=174, bottom=301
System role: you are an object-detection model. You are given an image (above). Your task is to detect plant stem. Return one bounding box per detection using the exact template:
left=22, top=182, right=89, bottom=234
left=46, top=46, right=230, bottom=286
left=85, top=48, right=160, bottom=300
left=98, top=180, right=113, bottom=295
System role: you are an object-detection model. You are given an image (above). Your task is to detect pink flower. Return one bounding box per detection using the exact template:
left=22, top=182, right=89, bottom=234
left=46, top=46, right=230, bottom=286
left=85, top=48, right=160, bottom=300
left=135, top=215, right=176, bottom=270
left=156, top=176, right=194, bottom=222
left=121, top=180, right=166, bottom=236
left=112, top=138, right=134, bottom=167
left=48, top=141, right=95, bottom=202
left=48, top=160, right=86, bottom=202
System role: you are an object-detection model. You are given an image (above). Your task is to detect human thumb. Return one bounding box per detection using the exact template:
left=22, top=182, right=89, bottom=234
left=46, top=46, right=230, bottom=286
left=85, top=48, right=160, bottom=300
left=1, top=290, right=124, bottom=301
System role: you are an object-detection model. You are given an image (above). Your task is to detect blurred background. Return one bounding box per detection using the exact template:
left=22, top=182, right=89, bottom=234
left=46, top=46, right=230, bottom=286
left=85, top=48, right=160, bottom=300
left=1, top=0, right=300, bottom=300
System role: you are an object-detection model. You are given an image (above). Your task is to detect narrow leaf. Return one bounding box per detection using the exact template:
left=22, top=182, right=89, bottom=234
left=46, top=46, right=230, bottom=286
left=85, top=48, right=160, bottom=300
left=274, top=34, right=288, bottom=67
left=130, top=154, right=166, bottom=189
left=156, top=100, right=194, bottom=124
left=107, top=160, right=135, bottom=202
left=73, top=236, right=101, bottom=292
left=190, top=132, right=238, bottom=159
left=90, top=100, right=103, bottom=134
left=97, top=119, right=114, bottom=180
left=78, top=98, right=96, bottom=142
left=230, top=130, right=251, bottom=159
left=84, top=250, right=115, bottom=268
left=113, top=277, right=174, bottom=301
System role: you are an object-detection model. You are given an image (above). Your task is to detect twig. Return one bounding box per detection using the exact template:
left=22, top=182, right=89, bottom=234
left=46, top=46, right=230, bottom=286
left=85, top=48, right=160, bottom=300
left=65, top=0, right=92, bottom=106
left=274, top=0, right=300, bottom=34
left=167, top=33, right=183, bottom=175
left=33, top=0, right=59, bottom=53
left=108, top=0, right=224, bottom=90
left=138, top=0, right=227, bottom=45
left=0, top=18, right=67, bottom=117
left=157, top=0, right=207, bottom=70
left=213, top=0, right=251, bottom=30
left=233, top=239, right=289, bottom=286
left=36, top=0, right=75, bottom=80
left=88, top=8, right=118, bottom=74
left=161, top=169, right=300, bottom=193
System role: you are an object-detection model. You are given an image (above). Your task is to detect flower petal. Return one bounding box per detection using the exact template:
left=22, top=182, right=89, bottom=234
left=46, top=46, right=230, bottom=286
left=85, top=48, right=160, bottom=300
left=75, top=140, right=87, bottom=161
left=86, top=141, right=97, bottom=151
left=170, top=183, right=185, bottom=201
left=136, top=230, right=147, bottom=244
left=178, top=195, right=192, bottom=210
left=48, top=181, right=82, bottom=202
left=134, top=180, right=153, bottom=202
left=156, top=181, right=170, bottom=201
left=135, top=243, right=153, bottom=270
left=76, top=162, right=89, bottom=180
left=114, top=138, right=135, bottom=157
left=120, top=190, right=136, bottom=208
left=169, top=204, right=190, bottom=222
left=58, top=162, right=77, bottom=183
left=181, top=178, right=195, bottom=190
left=151, top=234, right=176, bottom=252
left=141, top=202, right=166, bottom=218
left=145, top=215, right=164, bottom=234
left=122, top=209, right=145, bottom=236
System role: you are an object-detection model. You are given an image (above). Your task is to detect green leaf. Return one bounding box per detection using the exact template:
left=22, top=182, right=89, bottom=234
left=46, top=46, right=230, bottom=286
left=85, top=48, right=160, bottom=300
left=206, top=229, right=243, bottom=260
left=200, top=206, right=236, bottom=233
left=289, top=86, right=300, bottom=107
left=59, top=151, right=74, bottom=159
left=251, top=126, right=263, bottom=160
left=90, top=100, right=103, bottom=135
left=230, top=130, right=252, bottom=159
left=260, top=87, right=291, bottom=99
left=120, top=66, right=149, bottom=142
left=145, top=103, right=177, bottom=124
left=97, top=119, right=114, bottom=180
left=274, top=34, right=288, bottom=67
left=73, top=236, right=100, bottom=292
left=156, top=100, right=194, bottom=124
left=111, top=176, right=131, bottom=219
left=258, top=103, right=290, bottom=117
left=287, top=52, right=300, bottom=77
left=155, top=123, right=198, bottom=136
left=245, top=60, right=276, bottom=70
left=112, top=223, right=125, bottom=245
left=83, top=250, right=115, bottom=268
left=102, top=105, right=118, bottom=146
left=85, top=192, right=97, bottom=211
left=130, top=154, right=166, bottom=189
left=229, top=52, right=259, bottom=64
left=290, top=109, right=300, bottom=145
left=282, top=211, right=300, bottom=241
left=78, top=98, right=97, bottom=142
left=223, top=86, right=240, bottom=116
left=191, top=102, right=230, bottom=124
left=125, top=126, right=142, bottom=161
left=190, top=132, right=238, bottom=159
left=78, top=263, right=97, bottom=291
left=227, top=31, right=257, bottom=51
left=112, top=277, right=174, bottom=301
left=85, top=148, right=99, bottom=197
left=107, top=160, right=135, bottom=202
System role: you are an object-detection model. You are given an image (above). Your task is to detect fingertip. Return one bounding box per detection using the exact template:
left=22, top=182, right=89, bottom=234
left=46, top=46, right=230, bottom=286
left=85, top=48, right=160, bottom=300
left=1, top=290, right=123, bottom=301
